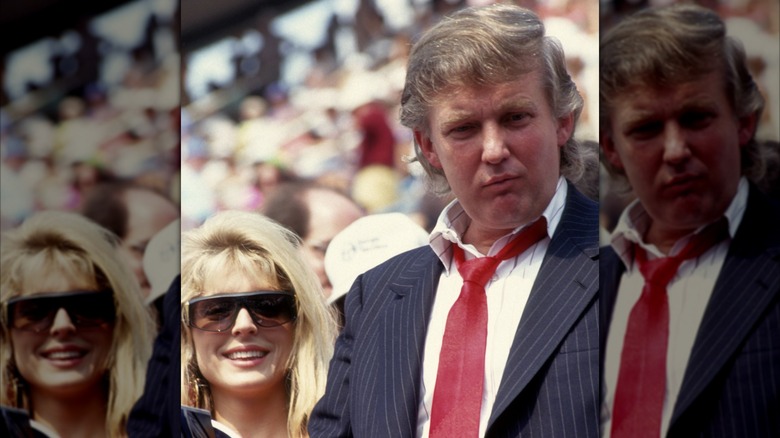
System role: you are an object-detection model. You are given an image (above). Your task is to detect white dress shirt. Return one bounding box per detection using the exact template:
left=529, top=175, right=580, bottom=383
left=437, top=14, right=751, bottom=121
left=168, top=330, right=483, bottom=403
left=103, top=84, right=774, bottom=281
left=416, top=177, right=568, bottom=438
left=601, top=177, right=748, bottom=438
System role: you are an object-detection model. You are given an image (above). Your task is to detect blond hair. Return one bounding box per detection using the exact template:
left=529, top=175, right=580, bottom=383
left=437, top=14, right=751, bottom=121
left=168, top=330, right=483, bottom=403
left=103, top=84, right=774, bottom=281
left=180, top=210, right=337, bottom=438
left=0, top=211, right=155, bottom=437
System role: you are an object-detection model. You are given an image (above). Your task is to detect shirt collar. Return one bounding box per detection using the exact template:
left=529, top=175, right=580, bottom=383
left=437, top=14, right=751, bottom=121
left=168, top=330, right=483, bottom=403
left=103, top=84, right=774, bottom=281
left=429, top=176, right=568, bottom=275
left=610, top=176, right=749, bottom=269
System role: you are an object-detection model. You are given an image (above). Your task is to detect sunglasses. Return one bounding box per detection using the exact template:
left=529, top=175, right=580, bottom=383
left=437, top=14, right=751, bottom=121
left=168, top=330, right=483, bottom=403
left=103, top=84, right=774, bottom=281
left=6, top=290, right=116, bottom=332
left=185, top=291, right=297, bottom=332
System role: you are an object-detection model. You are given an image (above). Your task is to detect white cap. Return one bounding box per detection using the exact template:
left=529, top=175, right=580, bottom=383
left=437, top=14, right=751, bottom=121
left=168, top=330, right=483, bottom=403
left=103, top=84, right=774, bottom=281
left=324, top=213, right=429, bottom=304
left=142, top=218, right=180, bottom=305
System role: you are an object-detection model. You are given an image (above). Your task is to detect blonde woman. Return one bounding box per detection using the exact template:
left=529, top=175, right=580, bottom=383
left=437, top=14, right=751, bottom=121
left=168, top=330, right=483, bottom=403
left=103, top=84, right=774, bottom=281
left=0, top=211, right=155, bottom=437
left=181, top=210, right=337, bottom=438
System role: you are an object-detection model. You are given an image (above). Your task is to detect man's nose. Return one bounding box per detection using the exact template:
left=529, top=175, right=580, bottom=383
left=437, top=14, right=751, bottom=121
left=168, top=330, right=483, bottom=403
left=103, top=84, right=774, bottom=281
left=482, top=124, right=510, bottom=164
left=662, top=122, right=691, bottom=164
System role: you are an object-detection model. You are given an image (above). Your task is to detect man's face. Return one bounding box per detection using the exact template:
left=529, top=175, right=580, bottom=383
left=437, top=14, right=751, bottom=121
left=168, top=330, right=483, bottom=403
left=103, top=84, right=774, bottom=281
left=122, top=190, right=179, bottom=299
left=302, top=189, right=364, bottom=298
left=602, top=70, right=756, bottom=246
left=416, top=69, right=573, bottom=244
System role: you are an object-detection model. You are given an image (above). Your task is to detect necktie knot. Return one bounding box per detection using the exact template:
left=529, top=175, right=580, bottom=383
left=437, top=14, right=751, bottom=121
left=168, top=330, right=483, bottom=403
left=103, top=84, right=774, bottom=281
left=451, top=216, right=548, bottom=288
left=634, top=218, right=729, bottom=291
left=457, top=257, right=500, bottom=287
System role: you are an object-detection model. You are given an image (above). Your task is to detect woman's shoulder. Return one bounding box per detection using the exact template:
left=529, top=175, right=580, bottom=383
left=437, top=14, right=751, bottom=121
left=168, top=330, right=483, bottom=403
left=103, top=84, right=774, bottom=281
left=1, top=406, right=51, bottom=438
left=180, top=405, right=237, bottom=438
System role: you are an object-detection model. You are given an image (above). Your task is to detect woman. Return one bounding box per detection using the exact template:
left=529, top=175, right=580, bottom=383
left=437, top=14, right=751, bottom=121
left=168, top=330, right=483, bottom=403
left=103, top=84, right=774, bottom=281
left=0, top=211, right=155, bottom=437
left=181, top=210, right=337, bottom=438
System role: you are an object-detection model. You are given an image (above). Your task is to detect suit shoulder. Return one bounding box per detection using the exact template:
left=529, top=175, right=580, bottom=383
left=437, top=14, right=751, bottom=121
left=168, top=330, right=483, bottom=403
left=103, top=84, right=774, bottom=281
left=361, top=245, right=437, bottom=279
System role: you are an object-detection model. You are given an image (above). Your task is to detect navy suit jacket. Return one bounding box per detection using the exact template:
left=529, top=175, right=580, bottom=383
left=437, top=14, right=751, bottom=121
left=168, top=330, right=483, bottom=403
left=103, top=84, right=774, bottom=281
left=310, top=184, right=600, bottom=437
left=127, top=276, right=181, bottom=437
left=600, top=185, right=780, bottom=437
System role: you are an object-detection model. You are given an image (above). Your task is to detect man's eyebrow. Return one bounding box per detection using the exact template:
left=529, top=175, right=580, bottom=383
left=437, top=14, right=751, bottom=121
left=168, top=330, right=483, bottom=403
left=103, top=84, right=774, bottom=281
left=678, top=99, right=718, bottom=112
left=439, top=97, right=538, bottom=127
left=498, top=97, right=537, bottom=113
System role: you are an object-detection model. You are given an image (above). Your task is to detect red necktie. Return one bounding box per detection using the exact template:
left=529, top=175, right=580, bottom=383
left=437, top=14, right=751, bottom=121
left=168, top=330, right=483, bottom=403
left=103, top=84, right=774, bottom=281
left=429, top=217, right=548, bottom=438
left=611, top=219, right=728, bottom=438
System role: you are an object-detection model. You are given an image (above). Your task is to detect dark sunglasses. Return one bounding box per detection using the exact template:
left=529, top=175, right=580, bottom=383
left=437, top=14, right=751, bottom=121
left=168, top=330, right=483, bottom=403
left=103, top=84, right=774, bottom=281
left=6, top=290, right=116, bottom=332
left=185, top=291, right=297, bottom=332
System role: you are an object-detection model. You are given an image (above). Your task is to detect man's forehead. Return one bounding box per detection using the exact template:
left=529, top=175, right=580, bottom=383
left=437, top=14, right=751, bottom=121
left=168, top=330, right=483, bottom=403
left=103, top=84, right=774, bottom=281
left=611, top=72, right=727, bottom=114
left=432, top=73, right=545, bottom=109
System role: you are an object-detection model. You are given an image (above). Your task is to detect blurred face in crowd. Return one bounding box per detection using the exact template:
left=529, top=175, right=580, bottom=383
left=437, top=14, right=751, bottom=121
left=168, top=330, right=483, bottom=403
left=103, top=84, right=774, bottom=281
left=10, top=265, right=113, bottom=399
left=302, top=189, right=363, bottom=298
left=601, top=70, right=756, bottom=250
left=191, top=271, right=294, bottom=403
left=121, top=189, right=178, bottom=299
left=416, top=68, right=573, bottom=247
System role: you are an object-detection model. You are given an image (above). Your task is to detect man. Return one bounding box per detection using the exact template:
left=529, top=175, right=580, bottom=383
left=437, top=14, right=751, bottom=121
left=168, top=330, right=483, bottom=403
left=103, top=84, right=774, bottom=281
left=309, top=4, right=599, bottom=437
left=81, top=182, right=179, bottom=299
left=599, top=5, right=779, bottom=438
left=262, top=180, right=365, bottom=298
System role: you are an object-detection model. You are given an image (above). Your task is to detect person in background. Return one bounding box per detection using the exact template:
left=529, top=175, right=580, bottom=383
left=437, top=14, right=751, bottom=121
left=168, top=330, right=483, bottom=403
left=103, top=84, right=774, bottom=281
left=180, top=211, right=338, bottom=438
left=262, top=181, right=364, bottom=299
left=309, top=4, right=599, bottom=437
left=599, top=4, right=779, bottom=437
left=324, top=212, right=430, bottom=328
left=0, top=211, right=155, bottom=437
left=81, top=181, right=179, bottom=300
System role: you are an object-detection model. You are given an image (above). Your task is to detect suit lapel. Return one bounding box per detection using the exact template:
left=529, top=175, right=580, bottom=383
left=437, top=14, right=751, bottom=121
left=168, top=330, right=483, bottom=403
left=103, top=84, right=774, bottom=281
left=599, top=247, right=625, bottom=370
left=671, top=187, right=780, bottom=423
left=488, top=186, right=599, bottom=428
left=380, top=247, right=442, bottom=435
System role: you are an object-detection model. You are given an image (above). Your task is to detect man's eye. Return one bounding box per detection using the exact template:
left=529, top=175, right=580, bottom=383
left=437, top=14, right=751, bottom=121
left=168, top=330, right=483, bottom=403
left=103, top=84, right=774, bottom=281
left=130, top=243, right=147, bottom=255
left=680, top=112, right=714, bottom=129
left=627, top=121, right=663, bottom=139
left=450, top=125, right=473, bottom=135
left=506, top=113, right=529, bottom=124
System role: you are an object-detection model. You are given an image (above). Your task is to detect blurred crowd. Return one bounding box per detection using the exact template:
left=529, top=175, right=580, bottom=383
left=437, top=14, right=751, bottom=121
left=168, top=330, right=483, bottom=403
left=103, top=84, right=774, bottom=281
left=1, top=0, right=180, bottom=233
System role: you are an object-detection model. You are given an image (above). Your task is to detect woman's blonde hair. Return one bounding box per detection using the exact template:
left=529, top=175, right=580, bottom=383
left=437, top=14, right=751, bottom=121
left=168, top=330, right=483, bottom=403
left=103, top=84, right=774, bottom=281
left=180, top=210, right=338, bottom=438
left=0, top=211, right=155, bottom=437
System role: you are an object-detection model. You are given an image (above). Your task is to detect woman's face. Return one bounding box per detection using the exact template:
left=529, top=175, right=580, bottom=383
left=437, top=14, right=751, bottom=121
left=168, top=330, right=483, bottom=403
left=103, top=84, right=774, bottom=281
left=10, top=266, right=114, bottom=398
left=191, top=271, right=295, bottom=401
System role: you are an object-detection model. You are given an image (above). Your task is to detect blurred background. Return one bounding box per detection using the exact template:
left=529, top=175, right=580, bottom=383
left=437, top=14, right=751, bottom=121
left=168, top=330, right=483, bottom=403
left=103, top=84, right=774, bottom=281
left=1, top=0, right=181, bottom=230
left=178, top=0, right=600, bottom=232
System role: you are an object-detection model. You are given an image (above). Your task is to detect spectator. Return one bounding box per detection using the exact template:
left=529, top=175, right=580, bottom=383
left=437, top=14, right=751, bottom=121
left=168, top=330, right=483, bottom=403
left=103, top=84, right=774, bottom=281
left=262, top=181, right=364, bottom=299
left=309, top=4, right=599, bottom=437
left=81, top=182, right=179, bottom=300
left=180, top=211, right=338, bottom=438
left=0, top=211, right=155, bottom=437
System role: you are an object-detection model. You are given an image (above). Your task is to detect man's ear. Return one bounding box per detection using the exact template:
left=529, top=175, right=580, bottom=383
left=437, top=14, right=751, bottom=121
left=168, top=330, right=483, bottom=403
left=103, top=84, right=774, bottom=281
left=556, top=112, right=575, bottom=147
left=414, top=130, right=442, bottom=169
left=737, top=111, right=759, bottom=147
left=600, top=129, right=624, bottom=171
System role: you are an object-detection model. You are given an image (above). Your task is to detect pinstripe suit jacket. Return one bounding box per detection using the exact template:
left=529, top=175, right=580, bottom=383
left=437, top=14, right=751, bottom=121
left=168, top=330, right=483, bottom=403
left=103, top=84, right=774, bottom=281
left=599, top=185, right=780, bottom=437
left=310, top=184, right=600, bottom=438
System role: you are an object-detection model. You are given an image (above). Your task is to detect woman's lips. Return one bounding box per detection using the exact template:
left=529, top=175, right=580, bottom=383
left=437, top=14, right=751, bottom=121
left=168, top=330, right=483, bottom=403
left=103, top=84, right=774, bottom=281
left=41, top=346, right=88, bottom=368
left=223, top=346, right=270, bottom=367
